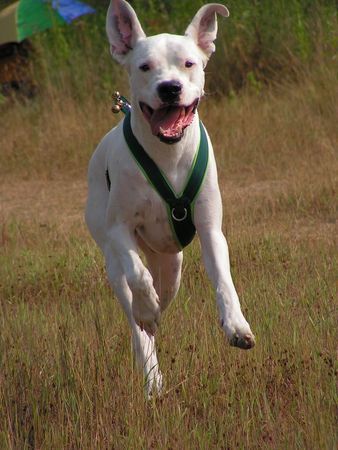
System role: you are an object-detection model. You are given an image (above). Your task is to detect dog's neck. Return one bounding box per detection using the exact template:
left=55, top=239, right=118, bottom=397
left=130, top=102, right=201, bottom=177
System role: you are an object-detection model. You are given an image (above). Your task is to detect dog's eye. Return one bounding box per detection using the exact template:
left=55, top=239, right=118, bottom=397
left=139, top=63, right=150, bottom=72
left=185, top=61, right=195, bottom=68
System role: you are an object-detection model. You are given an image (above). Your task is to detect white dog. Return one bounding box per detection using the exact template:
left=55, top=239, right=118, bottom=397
left=86, top=0, right=255, bottom=396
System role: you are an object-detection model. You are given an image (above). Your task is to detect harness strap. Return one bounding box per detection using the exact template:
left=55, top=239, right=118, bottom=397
left=122, top=112, right=209, bottom=248
left=105, top=169, right=111, bottom=191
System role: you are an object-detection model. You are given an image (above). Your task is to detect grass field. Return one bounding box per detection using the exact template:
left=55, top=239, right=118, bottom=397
left=1, top=62, right=336, bottom=448
left=0, top=1, right=337, bottom=448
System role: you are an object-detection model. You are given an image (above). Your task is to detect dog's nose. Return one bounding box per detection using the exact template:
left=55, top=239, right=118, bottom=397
left=157, top=80, right=182, bottom=103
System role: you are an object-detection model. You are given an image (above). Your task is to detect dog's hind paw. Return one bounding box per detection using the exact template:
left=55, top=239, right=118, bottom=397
left=145, top=371, right=163, bottom=399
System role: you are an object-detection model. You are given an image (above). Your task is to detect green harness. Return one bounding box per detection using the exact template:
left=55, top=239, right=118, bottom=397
left=107, top=99, right=209, bottom=249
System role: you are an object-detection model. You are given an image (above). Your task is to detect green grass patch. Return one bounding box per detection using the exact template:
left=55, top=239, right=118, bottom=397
left=0, top=220, right=336, bottom=448
left=1, top=0, right=335, bottom=104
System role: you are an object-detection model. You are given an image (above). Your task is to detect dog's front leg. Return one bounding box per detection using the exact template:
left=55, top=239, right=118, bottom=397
left=198, top=227, right=255, bottom=349
left=104, top=251, right=162, bottom=395
left=105, top=223, right=161, bottom=336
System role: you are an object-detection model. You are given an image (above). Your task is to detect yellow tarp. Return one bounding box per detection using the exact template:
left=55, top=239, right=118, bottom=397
left=0, top=2, right=19, bottom=46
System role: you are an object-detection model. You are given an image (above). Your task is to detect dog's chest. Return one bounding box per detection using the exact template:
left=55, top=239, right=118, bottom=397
left=135, top=195, right=179, bottom=253
left=116, top=167, right=183, bottom=253
left=110, top=133, right=199, bottom=253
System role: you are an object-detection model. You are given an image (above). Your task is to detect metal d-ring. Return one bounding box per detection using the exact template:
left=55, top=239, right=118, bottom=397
left=171, top=207, right=188, bottom=222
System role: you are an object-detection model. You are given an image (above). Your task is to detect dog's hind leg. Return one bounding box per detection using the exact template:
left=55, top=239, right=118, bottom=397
left=105, top=251, right=163, bottom=397
left=85, top=144, right=110, bottom=251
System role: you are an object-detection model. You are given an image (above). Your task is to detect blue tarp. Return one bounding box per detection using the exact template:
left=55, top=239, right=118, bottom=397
left=51, top=0, right=95, bottom=23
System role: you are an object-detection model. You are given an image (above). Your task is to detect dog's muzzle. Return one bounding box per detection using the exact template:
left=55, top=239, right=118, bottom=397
left=140, top=98, right=199, bottom=144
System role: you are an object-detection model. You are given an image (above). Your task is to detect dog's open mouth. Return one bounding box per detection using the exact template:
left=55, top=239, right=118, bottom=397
left=140, top=99, right=199, bottom=144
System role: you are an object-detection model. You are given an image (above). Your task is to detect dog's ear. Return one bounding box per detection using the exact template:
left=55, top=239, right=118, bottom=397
left=185, top=3, right=229, bottom=60
left=106, top=0, right=146, bottom=64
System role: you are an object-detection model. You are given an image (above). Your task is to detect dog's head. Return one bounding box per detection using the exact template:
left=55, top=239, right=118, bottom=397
left=106, top=0, right=229, bottom=144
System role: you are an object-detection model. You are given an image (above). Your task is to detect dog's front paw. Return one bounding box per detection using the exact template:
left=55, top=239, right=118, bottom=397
left=132, top=292, right=161, bottom=336
left=221, top=317, right=255, bottom=350
left=129, top=269, right=161, bottom=335
left=229, top=332, right=255, bottom=349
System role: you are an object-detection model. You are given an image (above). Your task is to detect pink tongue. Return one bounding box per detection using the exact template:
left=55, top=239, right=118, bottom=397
left=150, top=106, right=184, bottom=136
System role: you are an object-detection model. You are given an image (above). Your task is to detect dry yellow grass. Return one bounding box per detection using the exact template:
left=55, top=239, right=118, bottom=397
left=0, top=62, right=337, bottom=448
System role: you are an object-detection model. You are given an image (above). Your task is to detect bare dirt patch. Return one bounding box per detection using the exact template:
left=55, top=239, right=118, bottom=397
left=0, top=178, right=87, bottom=231
left=1, top=177, right=335, bottom=243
